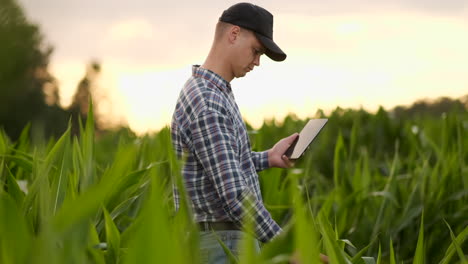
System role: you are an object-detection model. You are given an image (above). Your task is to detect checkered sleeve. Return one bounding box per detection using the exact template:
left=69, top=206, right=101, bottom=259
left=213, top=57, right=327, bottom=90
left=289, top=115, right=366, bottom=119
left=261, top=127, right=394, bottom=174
left=251, top=151, right=270, bottom=172
left=190, top=110, right=282, bottom=243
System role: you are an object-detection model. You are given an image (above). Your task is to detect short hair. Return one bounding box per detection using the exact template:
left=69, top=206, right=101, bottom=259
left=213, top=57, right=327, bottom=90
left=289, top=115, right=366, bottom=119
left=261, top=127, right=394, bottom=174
left=214, top=21, right=231, bottom=41
left=214, top=21, right=253, bottom=42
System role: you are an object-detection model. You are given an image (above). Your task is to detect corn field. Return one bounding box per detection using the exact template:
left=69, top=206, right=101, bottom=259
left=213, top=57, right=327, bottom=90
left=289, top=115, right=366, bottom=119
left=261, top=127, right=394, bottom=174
left=0, top=103, right=467, bottom=264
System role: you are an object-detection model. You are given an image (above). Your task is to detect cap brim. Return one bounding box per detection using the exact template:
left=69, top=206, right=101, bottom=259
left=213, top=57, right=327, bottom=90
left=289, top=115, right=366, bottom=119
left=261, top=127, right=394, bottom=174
left=255, top=33, right=286, bottom=62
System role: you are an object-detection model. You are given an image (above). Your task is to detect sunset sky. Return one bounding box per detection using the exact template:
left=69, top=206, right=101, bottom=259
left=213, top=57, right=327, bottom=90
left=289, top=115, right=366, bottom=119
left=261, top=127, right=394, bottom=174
left=19, top=0, right=468, bottom=134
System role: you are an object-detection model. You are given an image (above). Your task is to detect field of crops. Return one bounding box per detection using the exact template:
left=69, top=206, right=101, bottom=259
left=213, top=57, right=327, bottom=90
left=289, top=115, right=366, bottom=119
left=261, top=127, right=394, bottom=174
left=0, top=104, right=467, bottom=264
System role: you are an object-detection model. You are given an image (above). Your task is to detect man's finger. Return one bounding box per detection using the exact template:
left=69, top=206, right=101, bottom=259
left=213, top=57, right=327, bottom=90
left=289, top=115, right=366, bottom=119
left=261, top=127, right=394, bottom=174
left=278, top=133, right=299, bottom=154
left=286, top=133, right=299, bottom=143
left=282, top=155, right=295, bottom=168
left=319, top=253, right=329, bottom=263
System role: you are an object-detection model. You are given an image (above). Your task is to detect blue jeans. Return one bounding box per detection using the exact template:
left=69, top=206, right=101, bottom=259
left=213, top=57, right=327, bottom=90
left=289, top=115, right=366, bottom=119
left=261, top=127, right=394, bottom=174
left=199, top=230, right=260, bottom=264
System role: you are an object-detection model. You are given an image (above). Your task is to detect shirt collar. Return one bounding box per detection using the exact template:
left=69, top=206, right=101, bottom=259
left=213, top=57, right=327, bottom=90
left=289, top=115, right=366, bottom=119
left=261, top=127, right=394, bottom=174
left=192, top=65, right=232, bottom=94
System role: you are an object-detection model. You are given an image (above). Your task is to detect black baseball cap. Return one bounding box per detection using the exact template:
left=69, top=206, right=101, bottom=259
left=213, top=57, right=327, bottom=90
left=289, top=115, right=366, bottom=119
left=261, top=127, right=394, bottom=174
left=219, top=2, right=287, bottom=62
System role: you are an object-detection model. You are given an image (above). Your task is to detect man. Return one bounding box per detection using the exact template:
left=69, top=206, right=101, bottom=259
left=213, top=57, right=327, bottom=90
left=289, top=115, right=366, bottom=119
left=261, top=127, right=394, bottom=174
left=171, top=3, right=299, bottom=263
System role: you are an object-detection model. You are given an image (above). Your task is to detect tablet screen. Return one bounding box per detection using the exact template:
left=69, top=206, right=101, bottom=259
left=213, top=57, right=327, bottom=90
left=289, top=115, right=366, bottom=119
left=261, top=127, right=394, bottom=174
left=285, top=119, right=328, bottom=160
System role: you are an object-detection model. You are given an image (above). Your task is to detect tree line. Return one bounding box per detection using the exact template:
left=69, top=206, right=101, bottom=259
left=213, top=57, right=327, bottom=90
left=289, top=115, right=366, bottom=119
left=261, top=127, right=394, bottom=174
left=0, top=0, right=103, bottom=141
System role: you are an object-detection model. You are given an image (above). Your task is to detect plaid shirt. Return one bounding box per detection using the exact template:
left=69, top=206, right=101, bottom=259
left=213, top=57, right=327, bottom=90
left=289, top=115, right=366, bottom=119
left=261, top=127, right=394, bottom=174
left=171, top=65, right=282, bottom=243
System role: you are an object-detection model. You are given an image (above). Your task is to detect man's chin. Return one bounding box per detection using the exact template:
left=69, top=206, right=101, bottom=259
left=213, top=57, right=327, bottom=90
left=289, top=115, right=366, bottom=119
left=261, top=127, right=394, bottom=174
left=236, top=72, right=247, bottom=78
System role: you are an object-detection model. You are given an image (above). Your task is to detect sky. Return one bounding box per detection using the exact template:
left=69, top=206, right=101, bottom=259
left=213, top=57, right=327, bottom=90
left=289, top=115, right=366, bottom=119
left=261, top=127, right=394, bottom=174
left=18, top=0, right=468, bottom=134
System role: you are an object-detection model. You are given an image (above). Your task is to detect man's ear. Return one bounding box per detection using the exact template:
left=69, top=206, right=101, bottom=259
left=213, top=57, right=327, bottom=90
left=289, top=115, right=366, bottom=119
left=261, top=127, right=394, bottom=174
left=228, top=25, right=241, bottom=43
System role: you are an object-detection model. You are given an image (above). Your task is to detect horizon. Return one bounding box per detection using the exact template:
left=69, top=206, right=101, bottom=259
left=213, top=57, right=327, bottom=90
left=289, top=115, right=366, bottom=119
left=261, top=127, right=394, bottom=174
left=102, top=93, right=468, bottom=136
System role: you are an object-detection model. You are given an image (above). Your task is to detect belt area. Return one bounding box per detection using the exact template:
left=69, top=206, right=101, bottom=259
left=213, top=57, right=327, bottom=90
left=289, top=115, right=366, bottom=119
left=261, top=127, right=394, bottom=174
left=198, top=221, right=240, bottom=231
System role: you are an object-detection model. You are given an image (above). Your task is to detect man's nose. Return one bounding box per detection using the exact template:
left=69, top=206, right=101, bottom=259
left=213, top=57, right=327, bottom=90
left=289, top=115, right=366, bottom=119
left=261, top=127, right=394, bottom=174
left=253, top=54, right=261, bottom=66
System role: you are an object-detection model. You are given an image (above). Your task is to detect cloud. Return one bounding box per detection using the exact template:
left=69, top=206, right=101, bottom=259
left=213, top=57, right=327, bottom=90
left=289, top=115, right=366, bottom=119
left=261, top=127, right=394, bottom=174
left=20, top=0, right=468, bottom=20
left=107, top=19, right=154, bottom=42
left=19, top=0, right=467, bottom=64
left=259, top=0, right=468, bottom=16
left=16, top=0, right=468, bottom=133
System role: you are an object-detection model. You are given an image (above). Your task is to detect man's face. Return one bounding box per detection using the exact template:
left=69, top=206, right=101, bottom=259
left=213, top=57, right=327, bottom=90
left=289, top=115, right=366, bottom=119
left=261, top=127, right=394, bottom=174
left=231, top=29, right=265, bottom=78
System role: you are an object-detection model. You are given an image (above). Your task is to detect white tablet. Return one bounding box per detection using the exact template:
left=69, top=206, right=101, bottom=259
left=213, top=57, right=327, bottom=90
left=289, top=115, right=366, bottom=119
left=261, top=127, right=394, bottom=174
left=284, top=119, right=328, bottom=160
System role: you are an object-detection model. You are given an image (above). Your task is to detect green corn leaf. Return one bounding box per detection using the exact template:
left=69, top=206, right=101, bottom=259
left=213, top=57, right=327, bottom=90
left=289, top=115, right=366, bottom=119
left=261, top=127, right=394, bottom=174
left=110, top=195, right=140, bottom=221
left=51, top=138, right=72, bottom=215
left=0, top=160, right=4, bottom=196
left=16, top=123, right=31, bottom=153
left=24, top=127, right=70, bottom=232
left=333, top=132, right=346, bottom=190
left=1, top=154, right=33, bottom=173
left=376, top=244, right=382, bottom=264
left=51, top=174, right=114, bottom=235
left=389, top=239, right=396, bottom=264
left=350, top=235, right=378, bottom=263
left=105, top=160, right=159, bottom=212
left=440, top=220, right=468, bottom=264
left=213, top=231, right=239, bottom=264
left=361, top=257, right=376, bottom=264
left=6, top=166, right=25, bottom=206
left=80, top=98, right=95, bottom=190
left=122, top=173, right=180, bottom=264
left=0, top=130, right=10, bottom=155
left=0, top=193, right=31, bottom=264
left=44, top=126, right=71, bottom=166
left=413, top=214, right=424, bottom=264
left=87, top=222, right=106, bottom=264
left=318, top=212, right=351, bottom=264
left=103, top=206, right=121, bottom=264
left=119, top=215, right=143, bottom=249
left=238, top=194, right=259, bottom=264
left=259, top=222, right=294, bottom=261
left=371, top=146, right=399, bottom=246
left=291, top=176, right=320, bottom=264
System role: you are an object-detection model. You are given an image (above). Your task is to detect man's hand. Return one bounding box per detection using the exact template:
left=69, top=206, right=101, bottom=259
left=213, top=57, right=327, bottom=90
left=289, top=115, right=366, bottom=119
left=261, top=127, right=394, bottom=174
left=267, top=133, right=299, bottom=168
